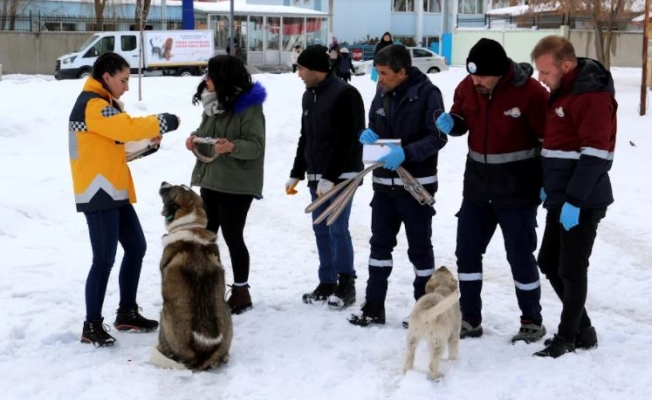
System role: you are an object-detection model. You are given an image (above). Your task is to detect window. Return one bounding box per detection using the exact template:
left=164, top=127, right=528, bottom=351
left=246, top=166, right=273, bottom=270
left=121, top=35, right=137, bottom=51
left=458, top=0, right=484, bottom=14
left=248, top=16, right=263, bottom=52
left=392, top=0, right=415, bottom=12
left=423, top=0, right=441, bottom=13
left=84, top=36, right=114, bottom=58
left=413, top=48, right=432, bottom=58
left=282, top=17, right=303, bottom=51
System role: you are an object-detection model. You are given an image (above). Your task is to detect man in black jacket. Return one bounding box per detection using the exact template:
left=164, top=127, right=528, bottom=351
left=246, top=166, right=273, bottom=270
left=286, top=45, right=366, bottom=310
left=348, top=45, right=448, bottom=326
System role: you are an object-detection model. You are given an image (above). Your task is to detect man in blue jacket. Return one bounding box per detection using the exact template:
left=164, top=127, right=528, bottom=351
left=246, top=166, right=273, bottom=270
left=348, top=44, right=448, bottom=326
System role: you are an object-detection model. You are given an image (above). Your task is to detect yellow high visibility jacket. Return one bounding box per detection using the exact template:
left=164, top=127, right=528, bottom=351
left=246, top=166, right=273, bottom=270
left=68, top=78, right=177, bottom=212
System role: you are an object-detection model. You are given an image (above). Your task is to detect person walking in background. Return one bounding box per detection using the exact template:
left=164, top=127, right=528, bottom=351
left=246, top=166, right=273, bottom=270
left=435, top=38, right=549, bottom=343
left=374, top=32, right=393, bottom=55
left=186, top=55, right=267, bottom=315
left=68, top=52, right=180, bottom=347
left=348, top=44, right=448, bottom=327
left=286, top=45, right=365, bottom=310
left=292, top=45, right=302, bottom=73
left=335, top=47, right=356, bottom=82
left=531, top=35, right=617, bottom=358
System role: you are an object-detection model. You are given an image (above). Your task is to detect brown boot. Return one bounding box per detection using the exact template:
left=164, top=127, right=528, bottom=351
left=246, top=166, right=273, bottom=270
left=227, top=284, right=253, bottom=314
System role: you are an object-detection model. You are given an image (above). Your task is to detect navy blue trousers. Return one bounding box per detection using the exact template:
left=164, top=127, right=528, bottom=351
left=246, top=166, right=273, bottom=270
left=456, top=199, right=542, bottom=326
left=83, top=204, right=147, bottom=321
left=538, top=206, right=606, bottom=340
left=365, top=191, right=435, bottom=305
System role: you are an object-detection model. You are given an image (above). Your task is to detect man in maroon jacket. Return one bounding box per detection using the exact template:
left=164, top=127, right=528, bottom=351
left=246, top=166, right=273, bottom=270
left=531, top=36, right=617, bottom=358
left=435, top=38, right=549, bottom=343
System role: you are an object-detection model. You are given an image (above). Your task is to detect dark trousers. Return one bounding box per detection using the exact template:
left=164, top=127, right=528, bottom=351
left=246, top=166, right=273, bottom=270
left=366, top=191, right=435, bottom=305
left=456, top=199, right=542, bottom=325
left=84, top=204, right=147, bottom=321
left=201, top=188, right=254, bottom=285
left=538, top=206, right=606, bottom=340
left=292, top=63, right=298, bottom=73
left=309, top=187, right=356, bottom=284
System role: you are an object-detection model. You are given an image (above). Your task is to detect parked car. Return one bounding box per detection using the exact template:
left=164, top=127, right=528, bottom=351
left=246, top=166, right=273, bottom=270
left=353, top=46, right=448, bottom=75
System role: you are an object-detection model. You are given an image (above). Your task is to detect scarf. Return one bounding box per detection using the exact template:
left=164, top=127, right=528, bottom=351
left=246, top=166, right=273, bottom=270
left=200, top=89, right=226, bottom=116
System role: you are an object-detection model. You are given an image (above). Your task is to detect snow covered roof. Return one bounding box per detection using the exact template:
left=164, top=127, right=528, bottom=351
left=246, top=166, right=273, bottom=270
left=166, top=0, right=328, bottom=16
left=632, top=12, right=651, bottom=22
left=486, top=4, right=559, bottom=16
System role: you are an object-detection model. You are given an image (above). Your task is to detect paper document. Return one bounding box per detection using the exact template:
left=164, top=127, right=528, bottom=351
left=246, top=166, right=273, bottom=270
left=363, top=139, right=401, bottom=163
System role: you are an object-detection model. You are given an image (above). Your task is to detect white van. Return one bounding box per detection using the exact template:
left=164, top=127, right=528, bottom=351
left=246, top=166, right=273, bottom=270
left=55, top=30, right=215, bottom=80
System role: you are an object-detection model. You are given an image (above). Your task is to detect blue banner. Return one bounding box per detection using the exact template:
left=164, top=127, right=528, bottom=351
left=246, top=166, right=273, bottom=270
left=182, top=0, right=194, bottom=29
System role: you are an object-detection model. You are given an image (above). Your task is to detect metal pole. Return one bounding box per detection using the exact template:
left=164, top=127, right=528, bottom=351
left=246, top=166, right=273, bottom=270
left=229, top=0, right=234, bottom=55
left=138, top=1, right=144, bottom=102
left=641, top=0, right=650, bottom=116
left=161, top=0, right=167, bottom=28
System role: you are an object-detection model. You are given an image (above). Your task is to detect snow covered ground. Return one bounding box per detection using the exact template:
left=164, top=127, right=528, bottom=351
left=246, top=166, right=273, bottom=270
left=0, top=66, right=650, bottom=400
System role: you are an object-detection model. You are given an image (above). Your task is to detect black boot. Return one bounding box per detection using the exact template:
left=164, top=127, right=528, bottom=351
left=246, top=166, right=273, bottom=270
left=227, top=284, right=253, bottom=314
left=81, top=319, right=116, bottom=347
left=348, top=303, right=386, bottom=327
left=327, top=274, right=356, bottom=309
left=534, top=334, right=575, bottom=358
left=544, top=326, right=598, bottom=350
left=302, top=283, right=336, bottom=304
left=114, top=306, right=159, bottom=332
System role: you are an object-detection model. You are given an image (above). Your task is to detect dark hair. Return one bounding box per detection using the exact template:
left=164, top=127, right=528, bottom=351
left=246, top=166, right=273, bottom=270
left=374, top=44, right=411, bottom=73
left=531, top=35, right=577, bottom=64
left=91, top=52, right=129, bottom=81
left=192, top=55, right=253, bottom=110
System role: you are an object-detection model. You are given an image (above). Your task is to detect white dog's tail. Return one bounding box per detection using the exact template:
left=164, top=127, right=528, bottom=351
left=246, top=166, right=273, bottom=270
left=192, top=331, right=223, bottom=348
left=419, top=290, right=460, bottom=322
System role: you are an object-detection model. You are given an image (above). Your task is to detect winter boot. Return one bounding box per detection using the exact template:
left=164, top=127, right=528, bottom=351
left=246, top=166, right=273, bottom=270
left=81, top=319, right=116, bottom=347
left=511, top=322, right=547, bottom=344
left=460, top=320, right=483, bottom=339
left=227, top=284, right=253, bottom=314
left=327, top=274, right=356, bottom=309
left=302, top=283, right=336, bottom=304
left=534, top=334, right=575, bottom=358
left=113, top=306, right=159, bottom=332
left=544, top=326, right=598, bottom=350
left=348, top=303, right=385, bottom=327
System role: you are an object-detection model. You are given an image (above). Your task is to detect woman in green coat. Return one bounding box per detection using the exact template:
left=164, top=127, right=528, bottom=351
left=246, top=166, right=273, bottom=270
left=186, top=55, right=267, bottom=314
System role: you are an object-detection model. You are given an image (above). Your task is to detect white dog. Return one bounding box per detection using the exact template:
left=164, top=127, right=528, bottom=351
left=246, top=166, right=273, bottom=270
left=404, top=266, right=461, bottom=380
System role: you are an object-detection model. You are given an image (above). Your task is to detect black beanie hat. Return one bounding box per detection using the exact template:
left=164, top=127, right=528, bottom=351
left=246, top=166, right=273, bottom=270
left=297, top=45, right=330, bottom=73
left=466, top=38, right=510, bottom=77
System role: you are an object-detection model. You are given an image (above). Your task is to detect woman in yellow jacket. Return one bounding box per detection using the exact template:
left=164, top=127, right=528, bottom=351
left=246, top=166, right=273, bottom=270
left=69, top=52, right=180, bottom=347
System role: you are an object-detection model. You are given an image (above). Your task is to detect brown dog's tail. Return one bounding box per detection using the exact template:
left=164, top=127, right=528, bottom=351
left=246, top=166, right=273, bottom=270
left=418, top=290, right=460, bottom=323
left=190, top=266, right=223, bottom=350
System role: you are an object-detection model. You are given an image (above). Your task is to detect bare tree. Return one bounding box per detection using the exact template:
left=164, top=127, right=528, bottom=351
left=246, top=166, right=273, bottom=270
left=528, top=0, right=637, bottom=69
left=94, top=0, right=108, bottom=30
left=135, top=0, right=151, bottom=31
left=1, top=0, right=20, bottom=31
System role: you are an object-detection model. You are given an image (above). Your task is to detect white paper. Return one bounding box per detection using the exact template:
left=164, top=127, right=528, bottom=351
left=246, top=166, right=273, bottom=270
left=362, top=139, right=401, bottom=163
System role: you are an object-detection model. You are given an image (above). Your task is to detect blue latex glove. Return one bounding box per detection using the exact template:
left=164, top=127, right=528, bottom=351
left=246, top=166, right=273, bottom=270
left=435, top=112, right=454, bottom=135
left=359, top=128, right=379, bottom=145
left=560, top=202, right=580, bottom=231
left=378, top=143, right=405, bottom=171
left=540, top=188, right=547, bottom=203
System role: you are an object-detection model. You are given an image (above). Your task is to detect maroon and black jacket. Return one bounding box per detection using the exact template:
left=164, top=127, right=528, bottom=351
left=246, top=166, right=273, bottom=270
left=541, top=58, right=617, bottom=209
left=448, top=61, right=549, bottom=207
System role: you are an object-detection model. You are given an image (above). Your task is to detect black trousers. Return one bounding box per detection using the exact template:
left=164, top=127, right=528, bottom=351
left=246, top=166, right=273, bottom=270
left=537, top=206, right=606, bottom=340
left=200, top=188, right=254, bottom=284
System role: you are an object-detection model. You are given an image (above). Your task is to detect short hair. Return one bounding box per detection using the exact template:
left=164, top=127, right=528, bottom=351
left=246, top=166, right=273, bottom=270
left=192, top=55, right=253, bottom=110
left=374, top=44, right=411, bottom=74
left=531, top=35, right=577, bottom=64
left=92, top=52, right=129, bottom=81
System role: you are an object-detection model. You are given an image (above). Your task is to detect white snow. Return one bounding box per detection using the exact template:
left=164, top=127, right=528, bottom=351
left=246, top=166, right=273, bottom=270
left=0, top=66, right=651, bottom=400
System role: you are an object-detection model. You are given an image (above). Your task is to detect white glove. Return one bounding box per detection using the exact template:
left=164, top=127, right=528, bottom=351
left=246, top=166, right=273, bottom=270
left=316, top=179, right=334, bottom=197
left=285, top=178, right=300, bottom=195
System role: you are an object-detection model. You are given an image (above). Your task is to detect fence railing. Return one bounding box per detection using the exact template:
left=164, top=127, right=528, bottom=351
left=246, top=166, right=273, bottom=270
left=0, top=13, right=183, bottom=32
left=457, top=13, right=642, bottom=31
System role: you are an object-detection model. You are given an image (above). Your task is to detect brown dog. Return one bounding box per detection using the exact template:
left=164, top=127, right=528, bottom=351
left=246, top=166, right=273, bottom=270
left=150, top=182, right=233, bottom=371
left=404, top=266, right=461, bottom=380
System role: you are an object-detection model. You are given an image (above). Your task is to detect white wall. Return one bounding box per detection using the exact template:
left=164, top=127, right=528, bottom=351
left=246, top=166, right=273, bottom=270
left=332, top=0, right=392, bottom=43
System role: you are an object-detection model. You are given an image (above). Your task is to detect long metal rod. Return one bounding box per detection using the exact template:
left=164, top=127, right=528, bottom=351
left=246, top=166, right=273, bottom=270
left=641, top=0, right=650, bottom=116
